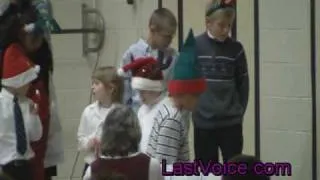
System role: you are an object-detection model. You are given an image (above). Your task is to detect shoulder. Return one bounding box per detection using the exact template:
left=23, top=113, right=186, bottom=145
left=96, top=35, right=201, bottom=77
left=195, top=32, right=207, bottom=42
left=156, top=97, right=179, bottom=119
left=229, top=39, right=245, bottom=50
left=82, top=102, right=97, bottom=115
left=125, top=39, right=148, bottom=55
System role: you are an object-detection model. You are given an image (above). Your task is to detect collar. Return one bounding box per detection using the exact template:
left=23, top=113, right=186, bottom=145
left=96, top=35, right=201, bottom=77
left=206, top=31, right=230, bottom=42
left=0, top=88, right=14, bottom=99
left=100, top=152, right=140, bottom=159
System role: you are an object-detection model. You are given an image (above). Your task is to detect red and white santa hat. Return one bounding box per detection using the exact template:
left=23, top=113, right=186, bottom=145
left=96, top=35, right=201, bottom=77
left=2, top=43, right=40, bottom=88
left=118, top=57, right=164, bottom=91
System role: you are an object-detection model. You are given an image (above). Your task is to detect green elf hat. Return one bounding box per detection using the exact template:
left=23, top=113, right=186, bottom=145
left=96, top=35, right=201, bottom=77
left=168, top=29, right=206, bottom=95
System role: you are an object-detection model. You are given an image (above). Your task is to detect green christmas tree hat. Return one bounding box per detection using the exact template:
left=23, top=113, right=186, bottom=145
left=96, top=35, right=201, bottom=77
left=168, top=29, right=206, bottom=95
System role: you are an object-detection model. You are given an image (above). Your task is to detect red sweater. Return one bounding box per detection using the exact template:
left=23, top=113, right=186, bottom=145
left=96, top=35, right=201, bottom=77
left=91, top=153, right=150, bottom=180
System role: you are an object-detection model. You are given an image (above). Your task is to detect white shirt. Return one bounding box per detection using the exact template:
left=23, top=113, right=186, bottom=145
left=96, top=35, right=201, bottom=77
left=0, top=89, right=42, bottom=165
left=83, top=152, right=163, bottom=180
left=138, top=95, right=165, bottom=153
left=77, top=101, right=119, bottom=164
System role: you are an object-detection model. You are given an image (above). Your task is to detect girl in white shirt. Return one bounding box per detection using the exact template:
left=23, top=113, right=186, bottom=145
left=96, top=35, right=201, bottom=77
left=77, top=66, right=124, bottom=177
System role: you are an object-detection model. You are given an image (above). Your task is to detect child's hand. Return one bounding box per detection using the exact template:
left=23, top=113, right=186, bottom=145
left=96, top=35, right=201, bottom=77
left=88, top=137, right=99, bottom=150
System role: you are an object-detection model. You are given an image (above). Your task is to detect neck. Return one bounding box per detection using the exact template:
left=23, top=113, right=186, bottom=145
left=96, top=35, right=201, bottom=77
left=148, top=93, right=163, bottom=106
left=98, top=98, right=112, bottom=108
left=169, top=97, right=183, bottom=111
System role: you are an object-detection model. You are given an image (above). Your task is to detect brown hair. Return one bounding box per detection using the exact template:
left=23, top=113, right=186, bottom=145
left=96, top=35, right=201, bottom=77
left=100, top=105, right=141, bottom=157
left=149, top=8, right=177, bottom=32
left=206, top=0, right=235, bottom=20
left=92, top=66, right=124, bottom=103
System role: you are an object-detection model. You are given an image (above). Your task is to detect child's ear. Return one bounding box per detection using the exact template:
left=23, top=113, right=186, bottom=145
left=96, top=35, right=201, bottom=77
left=149, top=24, right=157, bottom=33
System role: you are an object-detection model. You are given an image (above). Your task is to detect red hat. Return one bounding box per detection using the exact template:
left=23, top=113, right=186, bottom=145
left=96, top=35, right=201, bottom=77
left=2, top=43, right=40, bottom=88
left=118, top=57, right=164, bottom=91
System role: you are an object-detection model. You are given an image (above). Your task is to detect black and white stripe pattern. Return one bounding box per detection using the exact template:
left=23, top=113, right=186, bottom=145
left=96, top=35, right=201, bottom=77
left=146, top=98, right=189, bottom=164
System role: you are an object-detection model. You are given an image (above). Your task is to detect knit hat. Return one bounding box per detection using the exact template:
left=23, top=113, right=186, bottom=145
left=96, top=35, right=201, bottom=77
left=206, top=0, right=235, bottom=17
left=168, top=29, right=206, bottom=95
left=2, top=43, right=40, bottom=88
left=118, top=57, right=164, bottom=91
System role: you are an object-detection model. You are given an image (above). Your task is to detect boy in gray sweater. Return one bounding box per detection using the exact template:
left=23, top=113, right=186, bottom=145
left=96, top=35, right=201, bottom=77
left=193, top=0, right=249, bottom=163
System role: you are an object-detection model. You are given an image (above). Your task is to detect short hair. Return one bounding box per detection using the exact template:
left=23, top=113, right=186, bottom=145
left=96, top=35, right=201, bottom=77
left=222, top=154, right=270, bottom=180
left=100, top=105, right=141, bottom=157
left=149, top=8, right=177, bottom=32
left=205, top=0, right=235, bottom=20
left=92, top=66, right=124, bottom=103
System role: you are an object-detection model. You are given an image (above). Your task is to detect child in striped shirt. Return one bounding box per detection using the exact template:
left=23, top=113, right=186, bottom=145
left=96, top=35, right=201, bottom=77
left=146, top=29, right=207, bottom=164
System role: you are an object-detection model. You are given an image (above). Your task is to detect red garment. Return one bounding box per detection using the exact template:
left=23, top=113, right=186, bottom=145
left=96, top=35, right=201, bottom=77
left=27, top=80, right=50, bottom=180
left=91, top=153, right=150, bottom=180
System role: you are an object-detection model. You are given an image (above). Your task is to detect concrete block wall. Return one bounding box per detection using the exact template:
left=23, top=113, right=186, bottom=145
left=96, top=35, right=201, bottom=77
left=259, top=0, right=312, bottom=179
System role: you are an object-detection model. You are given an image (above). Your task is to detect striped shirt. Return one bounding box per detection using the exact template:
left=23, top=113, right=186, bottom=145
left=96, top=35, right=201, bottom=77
left=146, top=97, right=190, bottom=164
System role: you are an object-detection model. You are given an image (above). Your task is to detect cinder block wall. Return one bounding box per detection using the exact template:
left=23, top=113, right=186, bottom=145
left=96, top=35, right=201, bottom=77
left=259, top=0, right=312, bottom=179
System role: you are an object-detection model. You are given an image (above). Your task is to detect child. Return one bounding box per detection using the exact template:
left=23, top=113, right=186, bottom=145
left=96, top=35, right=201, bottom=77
left=192, top=0, right=249, bottom=163
left=0, top=34, right=42, bottom=180
left=222, top=154, right=270, bottom=180
left=146, top=29, right=206, bottom=164
left=77, top=67, right=124, bottom=177
left=83, top=106, right=163, bottom=180
left=118, top=56, right=167, bottom=152
left=120, top=7, right=178, bottom=113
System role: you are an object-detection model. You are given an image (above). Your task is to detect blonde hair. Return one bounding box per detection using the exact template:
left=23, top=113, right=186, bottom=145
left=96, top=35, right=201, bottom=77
left=149, top=8, right=177, bottom=32
left=206, top=0, right=235, bottom=21
left=92, top=66, right=124, bottom=103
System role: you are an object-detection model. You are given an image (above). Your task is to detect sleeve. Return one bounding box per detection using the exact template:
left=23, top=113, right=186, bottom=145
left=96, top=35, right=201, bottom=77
left=120, top=49, right=133, bottom=106
left=149, top=158, right=164, bottom=180
left=77, top=109, right=94, bottom=151
left=154, top=118, right=182, bottom=164
left=27, top=105, right=43, bottom=142
left=235, top=44, right=249, bottom=113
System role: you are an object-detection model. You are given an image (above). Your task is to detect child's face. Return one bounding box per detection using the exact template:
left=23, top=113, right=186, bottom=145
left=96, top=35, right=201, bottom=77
left=150, top=25, right=176, bottom=50
left=138, top=90, right=161, bottom=105
left=206, top=16, right=233, bottom=41
left=172, top=93, right=201, bottom=111
left=23, top=34, right=43, bottom=53
left=91, top=79, right=113, bottom=102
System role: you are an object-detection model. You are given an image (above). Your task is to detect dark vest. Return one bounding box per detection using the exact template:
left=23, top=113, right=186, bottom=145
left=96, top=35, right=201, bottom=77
left=91, top=153, right=150, bottom=180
